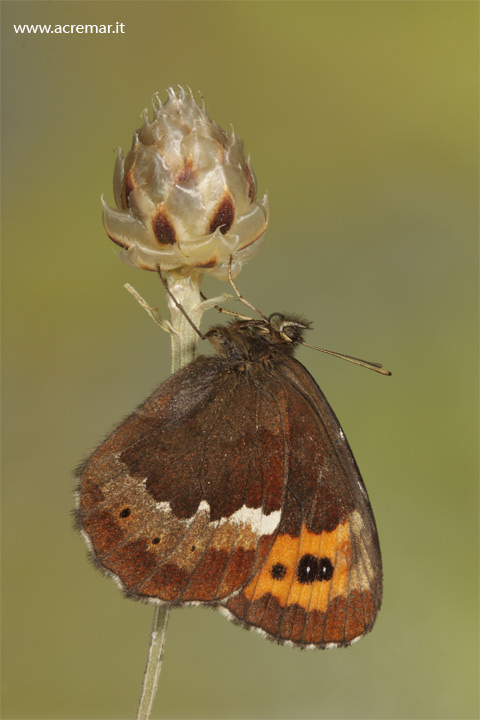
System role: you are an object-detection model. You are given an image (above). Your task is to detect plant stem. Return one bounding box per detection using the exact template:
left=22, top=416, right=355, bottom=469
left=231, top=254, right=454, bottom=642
left=164, top=272, right=204, bottom=373
left=136, top=606, right=170, bottom=720
left=135, top=271, right=204, bottom=720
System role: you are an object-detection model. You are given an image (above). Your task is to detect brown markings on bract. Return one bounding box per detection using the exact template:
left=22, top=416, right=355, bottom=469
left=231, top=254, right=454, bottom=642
left=245, top=163, right=255, bottom=199
left=176, top=156, right=195, bottom=184
left=104, top=231, right=130, bottom=250
left=194, top=256, right=218, bottom=269
left=152, top=208, right=177, bottom=245
left=123, top=168, right=135, bottom=208
left=209, top=192, right=235, bottom=234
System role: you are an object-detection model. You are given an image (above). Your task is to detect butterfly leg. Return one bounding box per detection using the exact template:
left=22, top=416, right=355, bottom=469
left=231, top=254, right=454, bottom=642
left=124, top=283, right=177, bottom=335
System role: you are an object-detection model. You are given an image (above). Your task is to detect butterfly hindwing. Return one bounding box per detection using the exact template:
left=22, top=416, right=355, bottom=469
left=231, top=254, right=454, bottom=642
left=221, top=356, right=382, bottom=647
left=77, top=356, right=287, bottom=603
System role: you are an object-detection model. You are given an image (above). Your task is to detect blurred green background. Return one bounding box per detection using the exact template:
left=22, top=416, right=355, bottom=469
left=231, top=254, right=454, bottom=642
left=1, top=2, right=478, bottom=719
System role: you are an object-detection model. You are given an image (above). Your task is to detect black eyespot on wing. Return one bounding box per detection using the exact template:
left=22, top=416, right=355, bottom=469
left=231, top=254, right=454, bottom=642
left=119, top=508, right=131, bottom=518
left=271, top=562, right=287, bottom=580
left=296, top=554, right=334, bottom=584
left=297, top=553, right=318, bottom=584
left=318, top=556, right=334, bottom=581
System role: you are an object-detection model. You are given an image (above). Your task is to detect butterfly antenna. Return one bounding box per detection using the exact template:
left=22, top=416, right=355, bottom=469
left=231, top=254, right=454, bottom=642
left=227, top=257, right=269, bottom=321
left=199, top=290, right=253, bottom=321
left=300, top=341, right=392, bottom=376
left=156, top=266, right=206, bottom=340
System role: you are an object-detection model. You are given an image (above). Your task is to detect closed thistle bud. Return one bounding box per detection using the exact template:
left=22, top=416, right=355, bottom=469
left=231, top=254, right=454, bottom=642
left=102, top=87, right=269, bottom=280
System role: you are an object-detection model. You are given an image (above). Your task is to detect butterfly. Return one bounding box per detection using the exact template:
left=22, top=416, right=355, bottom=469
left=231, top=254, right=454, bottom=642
left=76, top=304, right=386, bottom=648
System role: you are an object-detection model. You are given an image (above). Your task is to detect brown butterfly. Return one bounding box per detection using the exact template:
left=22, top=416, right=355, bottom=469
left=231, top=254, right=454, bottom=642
left=76, top=299, right=387, bottom=648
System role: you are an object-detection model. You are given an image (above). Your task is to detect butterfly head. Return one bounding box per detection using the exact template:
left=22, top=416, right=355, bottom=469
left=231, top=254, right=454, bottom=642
left=267, top=313, right=312, bottom=345
left=205, top=313, right=312, bottom=363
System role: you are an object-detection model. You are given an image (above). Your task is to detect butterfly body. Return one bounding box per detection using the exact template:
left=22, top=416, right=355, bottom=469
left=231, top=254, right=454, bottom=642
left=77, top=314, right=382, bottom=648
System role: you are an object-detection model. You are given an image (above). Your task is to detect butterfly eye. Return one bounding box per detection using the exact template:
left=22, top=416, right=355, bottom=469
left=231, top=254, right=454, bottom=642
left=281, top=324, right=301, bottom=342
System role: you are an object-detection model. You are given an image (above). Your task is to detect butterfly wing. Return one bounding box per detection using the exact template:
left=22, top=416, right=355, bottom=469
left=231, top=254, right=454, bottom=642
left=221, top=357, right=383, bottom=648
left=77, top=356, right=288, bottom=604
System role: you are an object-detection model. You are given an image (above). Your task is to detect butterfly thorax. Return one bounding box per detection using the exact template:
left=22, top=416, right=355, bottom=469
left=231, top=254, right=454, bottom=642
left=205, top=314, right=311, bottom=367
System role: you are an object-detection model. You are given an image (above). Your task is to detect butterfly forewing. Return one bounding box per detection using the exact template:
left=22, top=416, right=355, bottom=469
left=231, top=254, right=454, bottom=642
left=221, top=356, right=382, bottom=647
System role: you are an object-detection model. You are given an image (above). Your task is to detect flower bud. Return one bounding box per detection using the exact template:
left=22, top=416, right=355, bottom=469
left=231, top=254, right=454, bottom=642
left=102, top=87, right=269, bottom=280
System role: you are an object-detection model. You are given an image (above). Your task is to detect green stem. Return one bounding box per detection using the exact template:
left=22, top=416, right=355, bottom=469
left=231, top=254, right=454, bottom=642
left=135, top=271, right=205, bottom=720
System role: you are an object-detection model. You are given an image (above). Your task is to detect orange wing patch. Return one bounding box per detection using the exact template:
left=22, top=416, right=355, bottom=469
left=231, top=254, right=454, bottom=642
left=222, top=510, right=380, bottom=647
left=242, top=518, right=358, bottom=612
